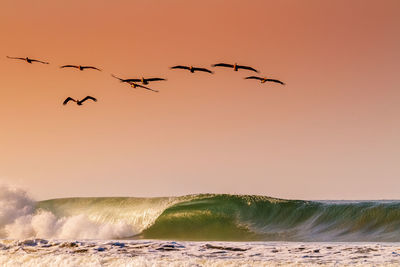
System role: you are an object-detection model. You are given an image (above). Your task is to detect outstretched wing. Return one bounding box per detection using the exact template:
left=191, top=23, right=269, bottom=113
left=237, top=65, right=258, bottom=73
left=60, top=65, right=79, bottom=69
left=135, top=84, right=159, bottom=93
left=193, top=67, right=213, bottom=74
left=81, top=96, right=97, bottom=103
left=212, top=63, right=234, bottom=68
left=6, top=56, right=25, bottom=61
left=82, top=66, right=101, bottom=71
left=265, top=79, right=285, bottom=85
left=63, top=97, right=76, bottom=105
left=146, top=78, right=167, bottom=82
left=30, top=59, right=49, bottom=64
left=111, top=74, right=124, bottom=82
left=125, top=78, right=141, bottom=82
left=112, top=75, right=140, bottom=83
left=245, top=76, right=262, bottom=81
left=170, top=65, right=190, bottom=70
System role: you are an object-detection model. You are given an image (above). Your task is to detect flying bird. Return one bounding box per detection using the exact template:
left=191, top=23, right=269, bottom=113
left=245, top=76, right=285, bottom=85
left=60, top=65, right=101, bottom=71
left=6, top=56, right=49, bottom=64
left=111, top=75, right=166, bottom=85
left=63, top=96, right=97, bottom=106
left=212, top=63, right=258, bottom=73
left=170, top=65, right=213, bottom=74
left=128, top=82, right=159, bottom=93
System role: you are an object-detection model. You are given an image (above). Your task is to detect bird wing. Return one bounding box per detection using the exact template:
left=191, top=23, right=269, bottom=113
left=80, top=96, right=98, bottom=103
left=111, top=75, right=140, bottom=83
left=145, top=78, right=167, bottom=82
left=6, top=56, right=25, bottom=61
left=82, top=66, right=101, bottom=71
left=237, top=65, right=258, bottom=73
left=111, top=74, right=124, bottom=81
left=265, top=79, right=285, bottom=85
left=63, top=97, right=76, bottom=105
left=212, top=63, right=234, bottom=68
left=124, top=79, right=141, bottom=82
left=193, top=67, right=213, bottom=74
left=60, top=65, right=79, bottom=69
left=244, top=76, right=262, bottom=80
left=30, top=59, right=49, bottom=64
left=136, top=84, right=159, bottom=93
left=170, top=65, right=190, bottom=70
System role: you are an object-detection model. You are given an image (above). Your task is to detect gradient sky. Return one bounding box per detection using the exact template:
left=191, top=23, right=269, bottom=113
left=1, top=0, right=399, bottom=200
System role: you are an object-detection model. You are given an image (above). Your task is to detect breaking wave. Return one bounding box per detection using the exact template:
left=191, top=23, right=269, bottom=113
left=1, top=185, right=400, bottom=241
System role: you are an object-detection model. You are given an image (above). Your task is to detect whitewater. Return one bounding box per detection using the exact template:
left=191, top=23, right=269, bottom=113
left=1, top=184, right=400, bottom=266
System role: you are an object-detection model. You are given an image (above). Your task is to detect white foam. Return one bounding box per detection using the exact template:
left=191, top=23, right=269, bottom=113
left=1, top=239, right=400, bottom=266
left=0, top=185, right=135, bottom=239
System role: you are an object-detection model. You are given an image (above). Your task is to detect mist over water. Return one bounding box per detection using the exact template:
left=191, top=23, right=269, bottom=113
left=1, top=184, right=400, bottom=241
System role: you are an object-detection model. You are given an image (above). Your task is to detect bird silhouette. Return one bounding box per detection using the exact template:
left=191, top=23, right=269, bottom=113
left=60, top=65, right=101, bottom=71
left=111, top=75, right=166, bottom=85
left=170, top=65, right=213, bottom=74
left=212, top=63, right=258, bottom=73
left=63, top=96, right=97, bottom=105
left=7, top=56, right=49, bottom=64
left=245, top=76, right=285, bottom=85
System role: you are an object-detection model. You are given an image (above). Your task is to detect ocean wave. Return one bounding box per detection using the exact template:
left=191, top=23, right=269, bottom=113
left=142, top=194, right=400, bottom=241
left=1, top=185, right=400, bottom=241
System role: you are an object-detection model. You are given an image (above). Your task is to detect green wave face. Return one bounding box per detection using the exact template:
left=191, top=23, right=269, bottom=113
left=142, top=194, right=263, bottom=241
left=143, top=195, right=400, bottom=241
left=38, top=195, right=400, bottom=241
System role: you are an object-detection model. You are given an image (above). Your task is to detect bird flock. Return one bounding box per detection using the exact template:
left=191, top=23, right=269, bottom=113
left=6, top=56, right=285, bottom=106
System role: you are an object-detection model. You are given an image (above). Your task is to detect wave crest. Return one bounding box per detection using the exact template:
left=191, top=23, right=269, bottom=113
left=2, top=185, right=400, bottom=241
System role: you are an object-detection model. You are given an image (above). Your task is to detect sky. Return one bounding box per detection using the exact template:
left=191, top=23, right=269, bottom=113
left=0, top=0, right=399, bottom=200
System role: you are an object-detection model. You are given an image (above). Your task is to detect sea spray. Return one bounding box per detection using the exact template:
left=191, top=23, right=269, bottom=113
left=0, top=185, right=35, bottom=238
left=0, top=185, right=178, bottom=239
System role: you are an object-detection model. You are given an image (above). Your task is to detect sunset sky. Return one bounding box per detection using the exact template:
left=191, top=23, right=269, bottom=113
left=1, top=0, right=399, bottom=200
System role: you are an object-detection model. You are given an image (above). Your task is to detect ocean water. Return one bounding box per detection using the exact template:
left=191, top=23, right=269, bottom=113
left=1, top=185, right=400, bottom=242
left=1, top=239, right=400, bottom=266
left=1, top=185, right=400, bottom=266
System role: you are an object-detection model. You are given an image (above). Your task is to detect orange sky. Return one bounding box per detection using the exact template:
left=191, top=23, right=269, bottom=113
left=1, top=0, right=399, bottom=200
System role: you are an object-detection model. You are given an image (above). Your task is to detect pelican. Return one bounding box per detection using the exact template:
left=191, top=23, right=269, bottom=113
left=129, top=82, right=159, bottom=93
left=63, top=96, right=97, bottom=106
left=212, top=63, right=258, bottom=73
left=245, top=76, right=285, bottom=85
left=6, top=56, right=49, bottom=64
left=111, top=75, right=166, bottom=85
left=60, top=65, right=101, bottom=71
left=170, top=65, right=213, bottom=74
